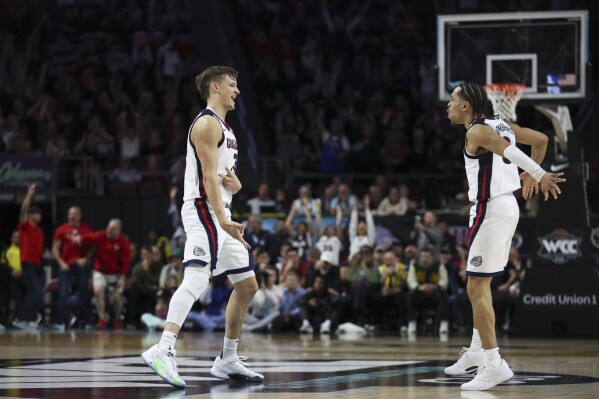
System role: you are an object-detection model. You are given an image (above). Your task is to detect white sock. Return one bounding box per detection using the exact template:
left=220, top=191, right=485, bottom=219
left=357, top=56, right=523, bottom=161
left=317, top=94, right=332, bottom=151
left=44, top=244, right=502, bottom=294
left=439, top=321, right=448, bottom=333
left=470, top=328, right=482, bottom=352
left=408, top=321, right=416, bottom=331
left=159, top=331, right=177, bottom=352
left=484, top=347, right=502, bottom=368
left=221, top=337, right=239, bottom=362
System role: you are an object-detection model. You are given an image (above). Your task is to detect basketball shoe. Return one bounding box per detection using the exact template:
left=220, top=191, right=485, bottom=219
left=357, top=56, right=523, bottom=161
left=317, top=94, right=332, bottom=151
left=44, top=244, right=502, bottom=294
left=444, top=347, right=484, bottom=375
left=142, top=344, right=186, bottom=388
left=210, top=356, right=264, bottom=382
left=461, top=360, right=513, bottom=390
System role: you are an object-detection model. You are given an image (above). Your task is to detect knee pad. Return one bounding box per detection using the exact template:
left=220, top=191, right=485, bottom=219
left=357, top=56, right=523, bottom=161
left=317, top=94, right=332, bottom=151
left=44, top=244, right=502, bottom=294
left=166, top=267, right=210, bottom=327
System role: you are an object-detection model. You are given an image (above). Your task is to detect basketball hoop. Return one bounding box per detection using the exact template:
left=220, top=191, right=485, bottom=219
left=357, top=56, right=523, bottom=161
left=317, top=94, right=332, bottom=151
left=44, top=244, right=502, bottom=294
left=484, top=83, right=526, bottom=122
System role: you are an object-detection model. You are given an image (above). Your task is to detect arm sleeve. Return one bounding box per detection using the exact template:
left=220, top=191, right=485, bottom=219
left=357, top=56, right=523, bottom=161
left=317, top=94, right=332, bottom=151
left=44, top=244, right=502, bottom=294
left=503, top=144, right=546, bottom=182
left=407, top=266, right=418, bottom=291
left=365, top=209, right=376, bottom=245
left=438, top=264, right=449, bottom=290
left=349, top=207, right=357, bottom=242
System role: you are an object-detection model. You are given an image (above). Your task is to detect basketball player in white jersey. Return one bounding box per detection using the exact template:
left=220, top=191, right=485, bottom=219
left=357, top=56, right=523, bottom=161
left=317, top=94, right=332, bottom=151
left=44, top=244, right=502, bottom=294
left=444, top=82, right=565, bottom=391
left=142, top=66, right=263, bottom=387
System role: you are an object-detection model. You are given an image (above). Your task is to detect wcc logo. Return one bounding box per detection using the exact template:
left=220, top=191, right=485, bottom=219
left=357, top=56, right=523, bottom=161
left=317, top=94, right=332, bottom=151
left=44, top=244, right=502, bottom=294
left=538, top=229, right=582, bottom=264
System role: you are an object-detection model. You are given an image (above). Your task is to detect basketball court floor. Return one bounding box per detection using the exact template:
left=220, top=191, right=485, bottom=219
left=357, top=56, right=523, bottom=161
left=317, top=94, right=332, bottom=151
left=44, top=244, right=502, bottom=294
left=0, top=330, right=597, bottom=399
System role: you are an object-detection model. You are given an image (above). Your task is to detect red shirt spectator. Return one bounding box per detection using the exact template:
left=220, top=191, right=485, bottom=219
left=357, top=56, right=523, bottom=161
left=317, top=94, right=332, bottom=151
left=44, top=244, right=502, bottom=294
left=19, top=219, right=44, bottom=264
left=54, top=218, right=92, bottom=266
left=80, top=223, right=131, bottom=276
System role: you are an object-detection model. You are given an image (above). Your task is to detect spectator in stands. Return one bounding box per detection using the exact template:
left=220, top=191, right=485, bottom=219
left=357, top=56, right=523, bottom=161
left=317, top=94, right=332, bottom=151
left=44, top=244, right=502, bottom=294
left=247, top=183, right=279, bottom=214
left=52, top=206, right=93, bottom=330
left=285, top=198, right=314, bottom=259
left=377, top=186, right=408, bottom=216
left=158, top=248, right=184, bottom=289
left=403, top=242, right=418, bottom=266
left=242, top=268, right=282, bottom=332
left=1, top=231, right=25, bottom=326
left=438, top=220, right=459, bottom=261
left=254, top=249, right=274, bottom=274
left=127, top=246, right=160, bottom=329
left=120, top=127, right=141, bottom=159
left=411, top=210, right=443, bottom=257
left=15, top=184, right=44, bottom=330
left=148, top=229, right=171, bottom=262
left=244, top=215, right=277, bottom=260
left=407, top=248, right=449, bottom=337
left=319, top=119, right=350, bottom=173
left=315, top=207, right=343, bottom=267
left=291, top=184, right=321, bottom=216
left=271, top=272, right=305, bottom=333
left=306, top=252, right=341, bottom=294
left=297, top=275, right=340, bottom=334
left=373, top=250, right=408, bottom=329
left=110, top=158, right=141, bottom=184
left=280, top=247, right=309, bottom=286
left=348, top=194, right=376, bottom=259
left=330, top=183, right=355, bottom=216
left=75, top=219, right=131, bottom=330
left=343, top=248, right=380, bottom=329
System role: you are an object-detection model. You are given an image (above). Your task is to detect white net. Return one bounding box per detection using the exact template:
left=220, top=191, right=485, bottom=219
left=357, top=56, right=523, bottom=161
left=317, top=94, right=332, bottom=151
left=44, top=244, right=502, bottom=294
left=484, top=83, right=525, bottom=122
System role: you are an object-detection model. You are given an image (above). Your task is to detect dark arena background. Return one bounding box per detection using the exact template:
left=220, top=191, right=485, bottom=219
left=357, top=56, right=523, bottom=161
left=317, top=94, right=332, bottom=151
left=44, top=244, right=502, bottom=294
left=0, top=1, right=598, bottom=398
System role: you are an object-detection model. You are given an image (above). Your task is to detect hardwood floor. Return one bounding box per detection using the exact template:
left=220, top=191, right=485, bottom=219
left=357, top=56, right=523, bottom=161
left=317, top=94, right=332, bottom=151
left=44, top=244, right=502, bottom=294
left=0, top=330, right=597, bottom=398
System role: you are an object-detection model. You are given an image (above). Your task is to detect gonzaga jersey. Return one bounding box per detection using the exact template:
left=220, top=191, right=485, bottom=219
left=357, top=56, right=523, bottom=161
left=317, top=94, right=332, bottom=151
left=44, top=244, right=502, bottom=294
left=183, top=108, right=238, bottom=205
left=464, top=117, right=520, bottom=203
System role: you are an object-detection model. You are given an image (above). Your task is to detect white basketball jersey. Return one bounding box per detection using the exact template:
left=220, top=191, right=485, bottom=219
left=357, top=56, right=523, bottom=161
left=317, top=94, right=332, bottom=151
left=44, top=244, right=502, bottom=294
left=464, top=117, right=520, bottom=202
left=183, top=108, right=239, bottom=205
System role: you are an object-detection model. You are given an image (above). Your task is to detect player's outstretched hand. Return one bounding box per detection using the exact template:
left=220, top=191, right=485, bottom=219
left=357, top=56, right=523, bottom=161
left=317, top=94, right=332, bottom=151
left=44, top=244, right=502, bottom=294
left=519, top=172, right=539, bottom=200
left=220, top=220, right=251, bottom=249
left=540, top=172, right=566, bottom=201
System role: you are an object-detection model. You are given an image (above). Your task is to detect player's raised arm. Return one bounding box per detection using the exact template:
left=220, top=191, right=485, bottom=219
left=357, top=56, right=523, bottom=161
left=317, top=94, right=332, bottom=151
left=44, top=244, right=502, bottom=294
left=467, top=124, right=565, bottom=201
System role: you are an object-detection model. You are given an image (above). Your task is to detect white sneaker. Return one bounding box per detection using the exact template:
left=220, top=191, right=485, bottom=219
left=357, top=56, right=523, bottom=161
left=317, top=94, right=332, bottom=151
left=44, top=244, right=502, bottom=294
left=407, top=321, right=417, bottom=335
left=141, top=344, right=186, bottom=388
left=445, top=347, right=484, bottom=375
left=461, top=360, right=513, bottom=391
left=12, top=320, right=28, bottom=330
left=299, top=319, right=313, bottom=334
left=210, top=356, right=264, bottom=382
left=320, top=319, right=331, bottom=334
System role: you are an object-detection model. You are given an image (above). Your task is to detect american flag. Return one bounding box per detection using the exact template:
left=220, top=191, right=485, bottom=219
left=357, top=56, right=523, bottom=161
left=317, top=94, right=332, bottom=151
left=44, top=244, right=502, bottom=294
left=557, top=73, right=577, bottom=86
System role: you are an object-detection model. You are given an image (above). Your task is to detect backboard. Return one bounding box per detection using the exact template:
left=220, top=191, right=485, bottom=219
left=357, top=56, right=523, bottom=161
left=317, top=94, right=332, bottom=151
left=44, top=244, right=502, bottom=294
left=437, top=10, right=589, bottom=103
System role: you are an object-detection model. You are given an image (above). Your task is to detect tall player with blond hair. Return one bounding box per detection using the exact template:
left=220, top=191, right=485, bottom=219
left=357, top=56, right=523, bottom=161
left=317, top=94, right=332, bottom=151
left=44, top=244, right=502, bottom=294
left=142, top=66, right=263, bottom=387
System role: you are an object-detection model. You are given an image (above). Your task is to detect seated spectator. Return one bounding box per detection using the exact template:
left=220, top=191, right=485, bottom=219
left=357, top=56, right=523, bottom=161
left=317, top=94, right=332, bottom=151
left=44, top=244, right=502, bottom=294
left=342, top=248, right=380, bottom=328
left=127, top=246, right=160, bottom=329
left=290, top=184, right=321, bottom=217
left=297, top=275, right=340, bottom=334
left=280, top=247, right=309, bottom=285
left=303, top=247, right=321, bottom=280
left=247, top=183, right=279, bottom=214
left=403, top=242, right=418, bottom=266
left=242, top=268, right=282, bottom=332
left=244, top=215, right=277, bottom=260
left=377, top=186, right=408, bottom=216
left=330, top=183, right=355, bottom=216
left=148, top=229, right=171, bottom=262
left=158, top=248, right=184, bottom=289
left=120, top=127, right=141, bottom=159
left=306, top=251, right=341, bottom=294
left=372, top=250, right=409, bottom=328
left=410, top=210, right=443, bottom=257
left=348, top=194, right=376, bottom=259
left=254, top=248, right=275, bottom=274
left=271, top=272, right=305, bottom=333
left=109, top=158, right=141, bottom=183
left=407, top=248, right=449, bottom=337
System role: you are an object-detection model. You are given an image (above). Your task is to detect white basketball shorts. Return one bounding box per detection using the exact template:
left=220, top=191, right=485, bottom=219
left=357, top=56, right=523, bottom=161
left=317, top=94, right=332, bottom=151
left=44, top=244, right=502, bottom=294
left=466, top=194, right=519, bottom=276
left=181, top=198, right=255, bottom=283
